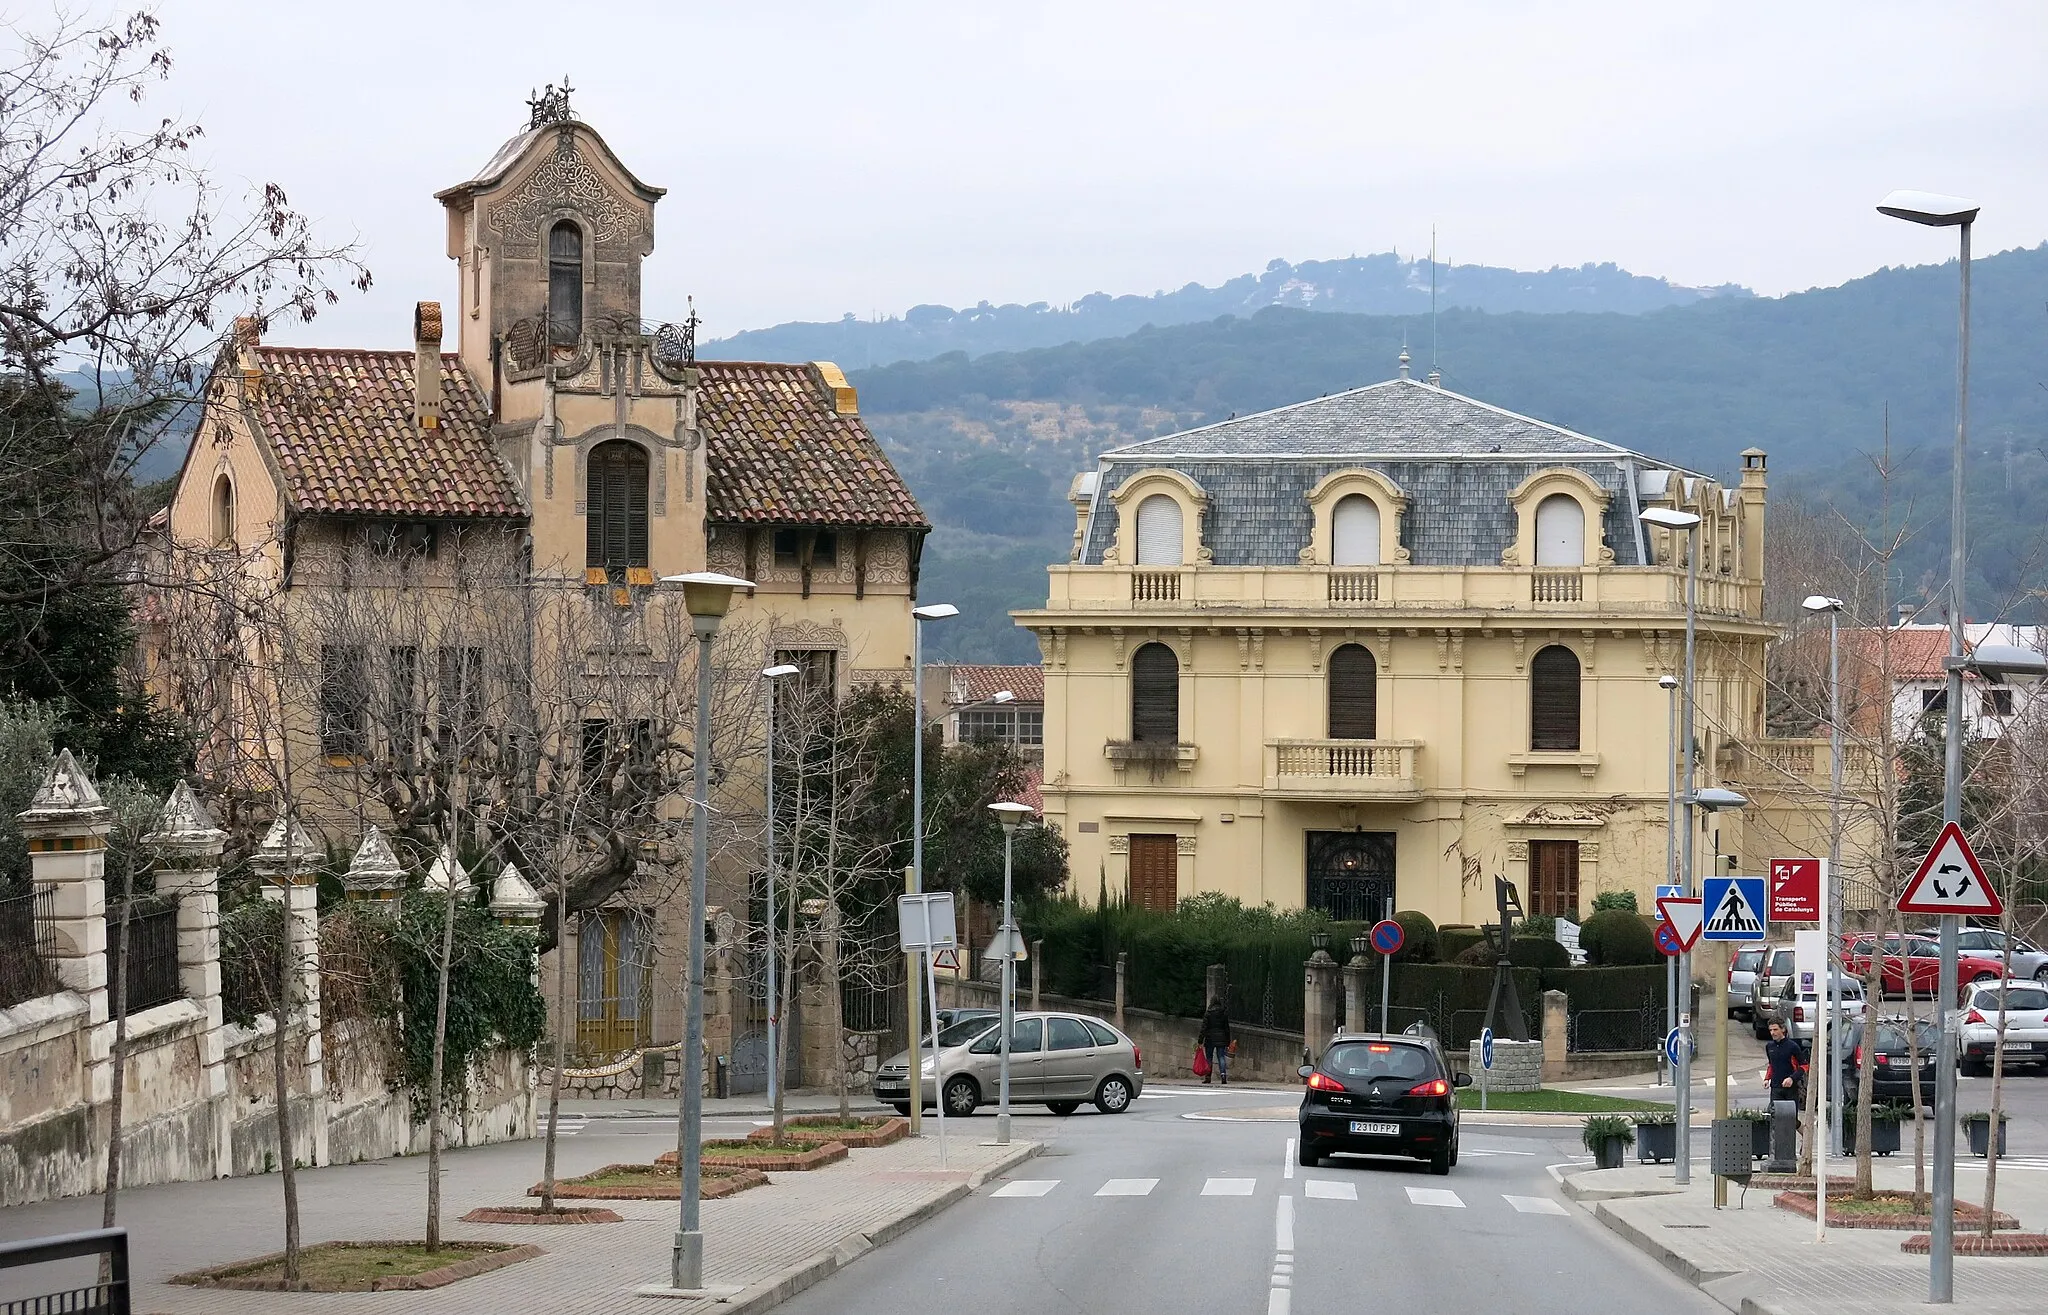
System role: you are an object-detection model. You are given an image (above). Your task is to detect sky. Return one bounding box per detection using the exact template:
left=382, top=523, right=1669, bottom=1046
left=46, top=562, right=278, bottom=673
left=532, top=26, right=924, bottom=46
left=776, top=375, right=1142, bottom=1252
left=127, top=0, right=2048, bottom=349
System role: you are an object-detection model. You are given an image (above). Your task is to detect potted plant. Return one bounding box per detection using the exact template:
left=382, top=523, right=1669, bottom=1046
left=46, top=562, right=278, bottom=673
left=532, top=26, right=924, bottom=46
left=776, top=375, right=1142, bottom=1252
left=1843, top=1102, right=1903, bottom=1156
left=1962, top=1110, right=2009, bottom=1158
left=1729, top=1107, right=1771, bottom=1160
left=1633, top=1109, right=1678, bottom=1164
left=1582, top=1115, right=1635, bottom=1170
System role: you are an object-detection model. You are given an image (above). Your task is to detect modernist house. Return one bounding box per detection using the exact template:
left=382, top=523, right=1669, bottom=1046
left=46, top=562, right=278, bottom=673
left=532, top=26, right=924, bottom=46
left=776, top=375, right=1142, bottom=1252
left=1017, top=369, right=1831, bottom=925
left=925, top=663, right=1046, bottom=765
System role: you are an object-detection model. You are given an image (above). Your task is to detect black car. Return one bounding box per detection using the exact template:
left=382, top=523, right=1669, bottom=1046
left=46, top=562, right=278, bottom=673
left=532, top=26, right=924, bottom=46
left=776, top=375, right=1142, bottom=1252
left=1297, top=1032, right=1471, bottom=1175
left=1842, top=1020, right=1939, bottom=1106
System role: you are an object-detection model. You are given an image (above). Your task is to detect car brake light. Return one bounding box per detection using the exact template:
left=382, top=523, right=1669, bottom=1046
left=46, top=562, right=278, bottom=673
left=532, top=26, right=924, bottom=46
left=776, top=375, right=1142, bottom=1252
left=1368, top=1043, right=1392, bottom=1052
left=1794, top=1005, right=1805, bottom=1022
left=1132, top=1045, right=1141, bottom=1071
left=1966, top=1009, right=1986, bottom=1025
left=1408, top=1078, right=1451, bottom=1097
left=1306, top=1071, right=1348, bottom=1093
left=1875, top=1054, right=1890, bottom=1066
left=1851, top=1045, right=1861, bottom=1066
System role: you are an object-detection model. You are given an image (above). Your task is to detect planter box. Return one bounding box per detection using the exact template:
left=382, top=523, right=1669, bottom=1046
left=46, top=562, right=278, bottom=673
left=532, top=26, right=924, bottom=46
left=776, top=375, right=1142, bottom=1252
left=1593, top=1137, right=1628, bottom=1170
left=659, top=1139, right=850, bottom=1172
left=534, top=1165, right=766, bottom=1201
left=747, top=1117, right=907, bottom=1149
left=1966, top=1120, right=2009, bottom=1158
left=1844, top=1119, right=1902, bottom=1156
left=1635, top=1122, right=1677, bottom=1164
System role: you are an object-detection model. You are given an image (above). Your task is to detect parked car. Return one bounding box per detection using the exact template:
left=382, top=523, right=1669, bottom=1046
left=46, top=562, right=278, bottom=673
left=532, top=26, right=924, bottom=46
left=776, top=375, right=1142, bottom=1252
left=1842, top=1018, right=1940, bottom=1106
left=1754, top=972, right=1866, bottom=1043
left=1748, top=946, right=1797, bottom=1036
left=929, top=1008, right=1000, bottom=1040
left=874, top=1011, right=1143, bottom=1117
left=1953, top=981, right=2048, bottom=1076
left=1729, top=947, right=1769, bottom=1020
left=1841, top=934, right=2011, bottom=997
left=1296, top=1031, right=1471, bottom=1176
left=1918, top=927, right=2048, bottom=983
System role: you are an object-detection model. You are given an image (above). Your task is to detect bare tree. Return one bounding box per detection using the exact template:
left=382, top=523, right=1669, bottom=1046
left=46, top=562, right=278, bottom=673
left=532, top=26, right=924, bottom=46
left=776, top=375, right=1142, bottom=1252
left=96, top=777, right=162, bottom=1272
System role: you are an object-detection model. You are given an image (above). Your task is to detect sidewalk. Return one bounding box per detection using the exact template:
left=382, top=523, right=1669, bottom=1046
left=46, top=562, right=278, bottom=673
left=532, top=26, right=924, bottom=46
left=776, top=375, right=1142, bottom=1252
left=0, top=1123, right=1036, bottom=1315
left=556, top=1091, right=894, bottom=1120
left=1560, top=1156, right=2048, bottom=1313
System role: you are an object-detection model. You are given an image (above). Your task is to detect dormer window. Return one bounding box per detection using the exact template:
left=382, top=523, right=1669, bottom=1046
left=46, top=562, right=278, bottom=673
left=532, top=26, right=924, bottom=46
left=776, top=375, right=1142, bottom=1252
left=1134, top=495, right=1183, bottom=566
left=1534, top=493, right=1586, bottom=566
left=548, top=221, right=583, bottom=347
left=1331, top=494, right=1382, bottom=566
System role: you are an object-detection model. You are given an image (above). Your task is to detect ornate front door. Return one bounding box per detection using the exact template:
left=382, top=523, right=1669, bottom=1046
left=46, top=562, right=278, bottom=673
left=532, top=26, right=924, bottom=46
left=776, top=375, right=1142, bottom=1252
left=1305, top=831, right=1396, bottom=921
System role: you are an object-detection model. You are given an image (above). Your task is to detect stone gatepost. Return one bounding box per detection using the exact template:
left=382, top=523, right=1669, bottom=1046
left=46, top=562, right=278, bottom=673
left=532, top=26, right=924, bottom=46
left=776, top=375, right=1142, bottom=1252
left=250, top=812, right=328, bottom=1167
left=343, top=825, right=404, bottom=912
left=1030, top=940, right=1043, bottom=1012
left=489, top=864, right=545, bottom=1126
left=1303, top=941, right=1339, bottom=1064
left=1540, top=989, right=1570, bottom=1083
left=19, top=750, right=113, bottom=1106
left=1343, top=945, right=1373, bottom=1034
left=148, top=782, right=230, bottom=1177
left=1114, top=951, right=1128, bottom=1031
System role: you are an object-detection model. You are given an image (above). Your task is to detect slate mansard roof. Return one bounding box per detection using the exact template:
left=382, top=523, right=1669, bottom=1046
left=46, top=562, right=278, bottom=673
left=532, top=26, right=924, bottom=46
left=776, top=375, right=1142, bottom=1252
left=1080, top=378, right=1700, bottom=569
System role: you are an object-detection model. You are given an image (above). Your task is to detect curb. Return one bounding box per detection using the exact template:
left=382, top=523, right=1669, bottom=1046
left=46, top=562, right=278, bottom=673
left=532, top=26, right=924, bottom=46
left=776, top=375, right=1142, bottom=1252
left=711, top=1141, right=1044, bottom=1315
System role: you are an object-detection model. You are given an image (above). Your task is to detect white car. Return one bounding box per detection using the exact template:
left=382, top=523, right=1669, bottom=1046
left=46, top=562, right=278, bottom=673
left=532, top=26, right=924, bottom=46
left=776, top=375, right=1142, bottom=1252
left=1953, top=980, right=2048, bottom=1075
left=1922, top=928, right=2048, bottom=983
left=1761, top=972, right=1866, bottom=1043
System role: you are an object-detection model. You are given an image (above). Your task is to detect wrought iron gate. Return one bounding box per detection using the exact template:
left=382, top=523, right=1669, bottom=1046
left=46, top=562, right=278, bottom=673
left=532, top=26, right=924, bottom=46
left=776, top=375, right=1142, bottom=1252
left=1305, top=830, right=1396, bottom=922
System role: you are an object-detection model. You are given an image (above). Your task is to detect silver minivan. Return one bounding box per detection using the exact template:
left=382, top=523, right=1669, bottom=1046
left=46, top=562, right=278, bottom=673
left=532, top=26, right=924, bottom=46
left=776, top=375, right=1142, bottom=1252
left=1749, top=946, right=1798, bottom=1037
left=1728, top=947, right=1768, bottom=1019
left=874, top=1011, right=1144, bottom=1118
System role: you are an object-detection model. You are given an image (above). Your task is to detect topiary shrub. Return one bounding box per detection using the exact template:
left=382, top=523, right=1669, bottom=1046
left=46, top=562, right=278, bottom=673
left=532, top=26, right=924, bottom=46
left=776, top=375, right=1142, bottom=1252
left=1438, top=926, right=1487, bottom=964
left=1519, top=912, right=1558, bottom=939
left=1459, top=936, right=1571, bottom=969
left=1579, top=908, right=1658, bottom=966
left=1590, top=890, right=1639, bottom=914
left=1391, top=909, right=1439, bottom=963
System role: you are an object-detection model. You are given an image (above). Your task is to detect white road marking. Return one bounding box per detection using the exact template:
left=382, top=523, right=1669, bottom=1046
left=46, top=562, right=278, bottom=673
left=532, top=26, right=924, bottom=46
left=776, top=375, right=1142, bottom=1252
left=1458, top=1147, right=1536, bottom=1157
left=1283, top=1138, right=1297, bottom=1179
left=1267, top=1291, right=1290, bottom=1315
left=1504, top=1194, right=1569, bottom=1215
left=1276, top=1194, right=1294, bottom=1251
left=1269, top=1196, right=1294, bottom=1315
left=1405, top=1187, right=1465, bottom=1208
left=1095, top=1178, right=1158, bottom=1196
left=1303, top=1179, right=1357, bottom=1201
left=992, top=1180, right=1058, bottom=1197
left=1203, top=1177, right=1257, bottom=1196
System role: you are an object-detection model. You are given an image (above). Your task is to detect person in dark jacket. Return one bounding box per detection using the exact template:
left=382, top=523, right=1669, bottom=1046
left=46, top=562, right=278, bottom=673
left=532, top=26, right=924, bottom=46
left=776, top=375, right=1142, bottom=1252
left=1763, top=1019, right=1809, bottom=1109
left=1199, top=999, right=1232, bottom=1084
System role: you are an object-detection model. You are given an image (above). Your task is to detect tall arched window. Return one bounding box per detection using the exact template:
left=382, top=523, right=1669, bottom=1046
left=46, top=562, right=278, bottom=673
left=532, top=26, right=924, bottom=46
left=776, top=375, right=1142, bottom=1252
left=1331, top=494, right=1381, bottom=566
left=1133, top=494, right=1183, bottom=566
left=1328, top=644, right=1378, bottom=739
left=1530, top=645, right=1582, bottom=750
left=1534, top=493, right=1585, bottom=566
left=1130, top=642, right=1180, bottom=742
left=587, top=440, right=650, bottom=572
left=211, top=473, right=236, bottom=545
left=548, top=220, right=584, bottom=346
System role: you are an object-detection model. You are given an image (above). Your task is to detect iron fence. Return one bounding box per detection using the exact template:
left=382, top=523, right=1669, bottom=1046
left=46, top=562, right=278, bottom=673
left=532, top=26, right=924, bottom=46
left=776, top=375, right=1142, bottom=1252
left=0, top=1226, right=129, bottom=1315
left=106, top=897, right=182, bottom=1015
left=1568, top=1002, right=1665, bottom=1053
left=0, top=885, right=58, bottom=1009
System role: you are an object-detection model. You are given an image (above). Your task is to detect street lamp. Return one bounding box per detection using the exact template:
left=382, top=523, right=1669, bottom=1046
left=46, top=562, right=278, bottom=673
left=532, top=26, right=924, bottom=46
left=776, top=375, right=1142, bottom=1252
left=1879, top=188, right=1977, bottom=1304
left=760, top=664, right=801, bottom=1118
left=1694, top=784, right=1748, bottom=1207
left=1802, top=594, right=1846, bottom=1167
left=906, top=602, right=958, bottom=1137
left=660, top=571, right=753, bottom=1293
left=1660, top=671, right=1680, bottom=1089
left=988, top=799, right=1035, bottom=1145
left=1642, top=503, right=1703, bottom=1182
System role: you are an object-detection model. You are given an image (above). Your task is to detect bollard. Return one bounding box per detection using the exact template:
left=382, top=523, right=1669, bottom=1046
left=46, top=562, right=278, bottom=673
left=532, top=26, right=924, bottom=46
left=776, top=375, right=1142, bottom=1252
left=1769, top=1099, right=1798, bottom=1173
left=715, top=1055, right=730, bottom=1101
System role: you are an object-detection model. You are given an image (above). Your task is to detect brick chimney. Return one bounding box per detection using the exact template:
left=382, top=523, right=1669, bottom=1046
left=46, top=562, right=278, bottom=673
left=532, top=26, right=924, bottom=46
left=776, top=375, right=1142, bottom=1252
left=414, top=301, right=444, bottom=430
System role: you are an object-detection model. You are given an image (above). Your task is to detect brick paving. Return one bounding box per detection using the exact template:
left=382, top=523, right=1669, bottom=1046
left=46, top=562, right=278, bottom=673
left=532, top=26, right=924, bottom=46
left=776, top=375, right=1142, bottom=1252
left=1566, top=1157, right=2048, bottom=1313
left=0, top=1123, right=1035, bottom=1315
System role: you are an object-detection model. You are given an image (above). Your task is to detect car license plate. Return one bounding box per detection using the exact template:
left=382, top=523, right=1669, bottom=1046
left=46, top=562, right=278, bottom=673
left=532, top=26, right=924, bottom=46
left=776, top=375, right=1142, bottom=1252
left=1349, top=1121, right=1399, bottom=1137
left=2003, top=1042, right=2034, bottom=1053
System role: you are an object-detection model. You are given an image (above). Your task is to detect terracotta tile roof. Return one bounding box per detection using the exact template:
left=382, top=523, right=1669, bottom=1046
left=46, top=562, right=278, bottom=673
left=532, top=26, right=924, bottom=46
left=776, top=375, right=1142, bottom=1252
left=1016, top=767, right=1043, bottom=814
left=698, top=362, right=927, bottom=530
left=949, top=664, right=1044, bottom=705
left=249, top=348, right=526, bottom=519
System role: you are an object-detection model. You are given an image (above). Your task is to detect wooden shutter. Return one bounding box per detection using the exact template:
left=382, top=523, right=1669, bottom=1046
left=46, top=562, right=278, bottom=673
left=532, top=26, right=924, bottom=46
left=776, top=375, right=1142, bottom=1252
left=549, top=221, right=583, bottom=345
left=1130, top=643, right=1179, bottom=742
left=1128, top=834, right=1179, bottom=911
left=1134, top=495, right=1182, bottom=566
left=1331, top=494, right=1381, bottom=566
left=588, top=442, right=650, bottom=571
left=1528, top=840, right=1580, bottom=917
left=1328, top=644, right=1378, bottom=739
left=1530, top=645, right=1581, bottom=750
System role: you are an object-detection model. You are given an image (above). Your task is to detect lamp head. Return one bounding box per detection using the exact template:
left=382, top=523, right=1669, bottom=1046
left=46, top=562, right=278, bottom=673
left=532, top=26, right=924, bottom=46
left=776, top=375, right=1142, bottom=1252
left=987, top=800, right=1035, bottom=833
left=1639, top=507, right=1702, bottom=531
left=1802, top=595, right=1845, bottom=614
left=763, top=664, right=801, bottom=679
left=1693, top=786, right=1749, bottom=813
left=991, top=690, right=1015, bottom=704
left=912, top=603, right=960, bottom=622
left=664, top=571, right=754, bottom=622
left=1877, top=190, right=1980, bottom=227
left=1658, top=674, right=1679, bottom=690
left=1968, top=643, right=2048, bottom=687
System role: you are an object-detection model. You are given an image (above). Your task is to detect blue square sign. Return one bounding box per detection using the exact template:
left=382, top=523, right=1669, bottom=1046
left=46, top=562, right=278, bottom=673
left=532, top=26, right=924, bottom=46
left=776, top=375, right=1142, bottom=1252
left=1700, top=877, right=1767, bottom=942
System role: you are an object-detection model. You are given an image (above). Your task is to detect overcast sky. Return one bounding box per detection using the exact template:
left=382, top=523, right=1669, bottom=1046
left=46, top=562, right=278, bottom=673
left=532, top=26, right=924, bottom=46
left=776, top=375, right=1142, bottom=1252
left=142, top=0, right=2048, bottom=349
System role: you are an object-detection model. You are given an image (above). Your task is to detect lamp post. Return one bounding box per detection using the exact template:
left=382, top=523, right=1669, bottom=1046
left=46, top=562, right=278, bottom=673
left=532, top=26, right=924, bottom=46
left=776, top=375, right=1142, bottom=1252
left=1802, top=595, right=1846, bottom=1169
left=760, top=663, right=800, bottom=1118
left=1695, top=784, right=1749, bottom=1207
left=1642, top=504, right=1703, bottom=1184
left=1660, top=671, right=1680, bottom=1088
left=1878, top=189, right=1978, bottom=1303
left=906, top=602, right=958, bottom=1137
left=661, top=571, right=754, bottom=1293
left=988, top=800, right=1035, bottom=1145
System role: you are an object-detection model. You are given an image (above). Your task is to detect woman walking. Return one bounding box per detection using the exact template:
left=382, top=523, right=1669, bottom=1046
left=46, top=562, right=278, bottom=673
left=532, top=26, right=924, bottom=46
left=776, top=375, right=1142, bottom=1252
left=1200, top=998, right=1232, bottom=1085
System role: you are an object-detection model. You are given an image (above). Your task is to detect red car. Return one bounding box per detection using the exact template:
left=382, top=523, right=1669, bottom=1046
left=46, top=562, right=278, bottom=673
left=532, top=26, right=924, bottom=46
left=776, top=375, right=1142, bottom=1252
left=1841, top=934, right=2009, bottom=996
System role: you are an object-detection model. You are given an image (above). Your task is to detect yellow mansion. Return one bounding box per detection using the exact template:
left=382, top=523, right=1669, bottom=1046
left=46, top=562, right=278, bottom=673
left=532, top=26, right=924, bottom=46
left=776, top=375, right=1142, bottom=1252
left=1019, top=370, right=1834, bottom=925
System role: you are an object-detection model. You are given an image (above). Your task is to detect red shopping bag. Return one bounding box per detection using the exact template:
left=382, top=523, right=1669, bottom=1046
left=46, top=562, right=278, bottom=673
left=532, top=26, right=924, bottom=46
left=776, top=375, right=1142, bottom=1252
left=1192, top=1045, right=1210, bottom=1078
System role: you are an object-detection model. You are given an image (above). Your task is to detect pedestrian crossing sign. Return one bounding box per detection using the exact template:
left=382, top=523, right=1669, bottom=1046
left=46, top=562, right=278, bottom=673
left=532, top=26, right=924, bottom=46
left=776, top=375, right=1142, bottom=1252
left=1700, top=876, right=1767, bottom=942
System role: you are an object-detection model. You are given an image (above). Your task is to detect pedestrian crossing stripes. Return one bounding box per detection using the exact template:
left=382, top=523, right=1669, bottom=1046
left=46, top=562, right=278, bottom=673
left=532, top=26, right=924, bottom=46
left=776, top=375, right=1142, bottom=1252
left=1303, top=1180, right=1356, bottom=1201
left=541, top=1115, right=589, bottom=1137
left=1504, top=1194, right=1569, bottom=1215
left=1203, top=1177, right=1257, bottom=1196
left=992, top=1179, right=1060, bottom=1197
left=1405, top=1187, right=1465, bottom=1209
left=1095, top=1178, right=1158, bottom=1196
left=985, top=1176, right=1567, bottom=1215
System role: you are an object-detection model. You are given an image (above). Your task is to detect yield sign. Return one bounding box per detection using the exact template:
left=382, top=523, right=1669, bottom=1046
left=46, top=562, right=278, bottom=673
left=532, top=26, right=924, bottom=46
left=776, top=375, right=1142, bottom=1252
left=931, top=947, right=960, bottom=972
left=1898, top=820, right=2001, bottom=916
left=1656, top=896, right=1705, bottom=951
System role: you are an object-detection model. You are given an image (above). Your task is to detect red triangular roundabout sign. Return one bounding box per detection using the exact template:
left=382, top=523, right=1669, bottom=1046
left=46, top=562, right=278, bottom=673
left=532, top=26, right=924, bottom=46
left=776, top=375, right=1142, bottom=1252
left=1897, top=820, right=2002, bottom=916
left=1656, top=896, right=1705, bottom=951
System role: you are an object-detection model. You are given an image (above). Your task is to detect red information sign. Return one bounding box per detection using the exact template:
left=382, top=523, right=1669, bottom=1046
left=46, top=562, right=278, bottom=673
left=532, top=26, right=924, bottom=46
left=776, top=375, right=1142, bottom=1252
left=1768, top=857, right=1823, bottom=922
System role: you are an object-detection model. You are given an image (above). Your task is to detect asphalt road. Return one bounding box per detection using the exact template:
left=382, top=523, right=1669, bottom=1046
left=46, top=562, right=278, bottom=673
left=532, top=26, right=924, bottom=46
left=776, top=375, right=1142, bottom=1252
left=762, top=1087, right=1722, bottom=1315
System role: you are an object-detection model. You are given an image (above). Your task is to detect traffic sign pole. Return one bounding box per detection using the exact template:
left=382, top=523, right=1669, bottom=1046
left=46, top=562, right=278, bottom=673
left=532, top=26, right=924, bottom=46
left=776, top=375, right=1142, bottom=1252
left=1377, top=899, right=1396, bottom=1035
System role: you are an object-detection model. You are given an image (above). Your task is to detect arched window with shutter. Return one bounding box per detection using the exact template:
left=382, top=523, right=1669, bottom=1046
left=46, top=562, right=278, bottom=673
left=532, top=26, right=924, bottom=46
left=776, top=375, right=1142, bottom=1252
left=1328, top=644, right=1378, bottom=739
left=1534, top=493, right=1585, bottom=566
left=1529, top=645, right=1582, bottom=750
left=1133, top=494, right=1183, bottom=566
left=1331, top=494, right=1381, bottom=566
left=549, top=220, right=584, bottom=346
left=211, top=473, right=236, bottom=545
left=587, top=440, right=650, bottom=572
left=1130, top=642, right=1180, bottom=742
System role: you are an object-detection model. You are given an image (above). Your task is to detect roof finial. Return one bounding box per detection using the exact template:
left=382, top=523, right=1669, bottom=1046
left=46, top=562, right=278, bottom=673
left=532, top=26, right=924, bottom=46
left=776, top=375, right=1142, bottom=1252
left=1397, top=343, right=1411, bottom=380
left=527, top=77, right=575, bottom=129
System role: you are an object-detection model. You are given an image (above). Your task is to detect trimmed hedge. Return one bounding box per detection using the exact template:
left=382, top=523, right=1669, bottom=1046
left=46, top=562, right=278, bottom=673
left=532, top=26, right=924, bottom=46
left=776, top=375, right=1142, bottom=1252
left=1452, top=935, right=1569, bottom=969
left=1438, top=927, right=1487, bottom=963
left=1391, top=910, right=1438, bottom=963
left=1580, top=909, right=1658, bottom=966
